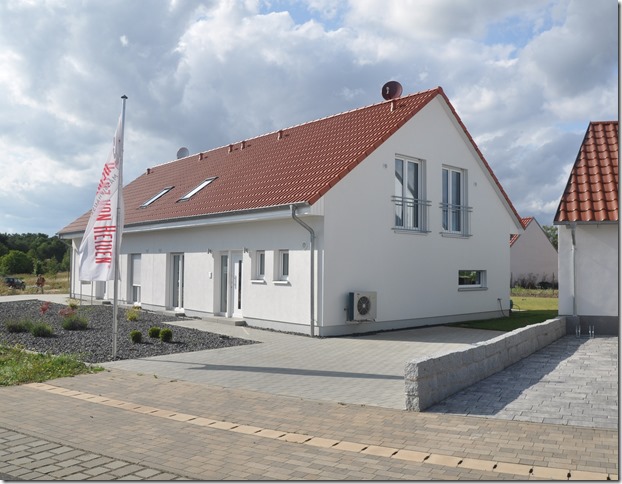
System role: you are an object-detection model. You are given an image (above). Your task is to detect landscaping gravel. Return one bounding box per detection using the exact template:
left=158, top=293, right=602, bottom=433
left=0, top=300, right=258, bottom=363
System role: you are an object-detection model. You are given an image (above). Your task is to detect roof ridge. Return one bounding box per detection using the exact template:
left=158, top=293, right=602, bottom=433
left=148, top=87, right=443, bottom=171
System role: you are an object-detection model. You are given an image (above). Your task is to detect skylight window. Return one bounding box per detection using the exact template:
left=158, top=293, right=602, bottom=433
left=140, top=187, right=173, bottom=208
left=178, top=177, right=217, bottom=201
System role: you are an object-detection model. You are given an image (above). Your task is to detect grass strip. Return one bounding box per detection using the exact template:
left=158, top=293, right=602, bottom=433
left=0, top=344, right=103, bottom=386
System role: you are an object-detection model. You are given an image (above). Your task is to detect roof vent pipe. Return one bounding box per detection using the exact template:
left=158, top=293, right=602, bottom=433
left=228, top=144, right=233, bottom=153
left=277, top=130, right=283, bottom=140
left=241, top=140, right=246, bottom=150
left=146, top=168, right=152, bottom=175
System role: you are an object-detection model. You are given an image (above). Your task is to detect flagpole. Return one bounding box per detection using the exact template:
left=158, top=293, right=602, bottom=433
left=112, top=95, right=127, bottom=359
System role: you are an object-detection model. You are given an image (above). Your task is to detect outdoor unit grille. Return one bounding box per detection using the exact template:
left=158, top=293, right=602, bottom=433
left=347, top=291, right=377, bottom=322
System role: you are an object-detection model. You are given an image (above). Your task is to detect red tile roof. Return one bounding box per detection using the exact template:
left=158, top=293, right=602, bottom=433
left=59, top=86, right=521, bottom=235
left=510, top=217, right=533, bottom=246
left=555, top=121, right=619, bottom=223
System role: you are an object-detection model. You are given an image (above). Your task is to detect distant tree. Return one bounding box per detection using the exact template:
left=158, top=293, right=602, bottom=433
left=542, top=225, right=558, bottom=251
left=0, top=250, right=34, bottom=275
left=33, top=259, right=45, bottom=275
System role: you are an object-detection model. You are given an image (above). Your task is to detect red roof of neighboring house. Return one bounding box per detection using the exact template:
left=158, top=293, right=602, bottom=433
left=510, top=217, right=533, bottom=246
left=555, top=121, right=619, bottom=223
left=59, top=86, right=522, bottom=235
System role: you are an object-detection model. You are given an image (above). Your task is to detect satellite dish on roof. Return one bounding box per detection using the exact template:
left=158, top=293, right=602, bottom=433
left=176, top=147, right=190, bottom=159
left=382, top=81, right=403, bottom=100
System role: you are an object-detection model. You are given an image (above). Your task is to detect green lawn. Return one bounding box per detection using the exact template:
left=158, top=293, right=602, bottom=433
left=450, top=296, right=558, bottom=332
left=0, top=345, right=103, bottom=386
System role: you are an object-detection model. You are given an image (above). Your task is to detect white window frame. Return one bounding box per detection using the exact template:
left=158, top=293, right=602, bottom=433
left=178, top=177, right=217, bottom=202
left=441, top=166, right=470, bottom=236
left=392, top=156, right=428, bottom=232
left=254, top=250, right=265, bottom=280
left=130, top=254, right=141, bottom=303
left=277, top=250, right=289, bottom=282
left=458, top=270, right=487, bottom=290
left=140, top=187, right=173, bottom=208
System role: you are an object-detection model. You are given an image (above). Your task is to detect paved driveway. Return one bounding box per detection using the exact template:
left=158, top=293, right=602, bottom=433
left=103, top=318, right=504, bottom=409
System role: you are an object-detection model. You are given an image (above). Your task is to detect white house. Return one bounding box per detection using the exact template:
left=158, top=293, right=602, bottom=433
left=59, top=86, right=524, bottom=337
left=510, top=217, right=558, bottom=288
left=554, top=121, right=618, bottom=335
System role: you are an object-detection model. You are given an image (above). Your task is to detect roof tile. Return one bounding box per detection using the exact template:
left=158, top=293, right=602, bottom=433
left=555, top=121, right=618, bottom=223
left=60, top=86, right=521, bottom=234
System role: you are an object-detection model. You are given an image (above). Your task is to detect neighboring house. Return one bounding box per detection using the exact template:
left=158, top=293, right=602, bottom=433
left=59, top=86, right=524, bottom=337
left=510, top=216, right=558, bottom=288
left=554, top=121, right=618, bottom=335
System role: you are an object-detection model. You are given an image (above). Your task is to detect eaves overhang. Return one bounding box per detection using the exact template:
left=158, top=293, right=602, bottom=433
left=58, top=203, right=313, bottom=239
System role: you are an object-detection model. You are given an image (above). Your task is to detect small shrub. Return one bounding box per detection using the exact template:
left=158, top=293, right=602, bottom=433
left=31, top=323, right=54, bottom=338
left=126, top=308, right=140, bottom=322
left=6, top=320, right=33, bottom=333
left=148, top=326, right=161, bottom=338
left=59, top=307, right=76, bottom=318
left=67, top=300, right=79, bottom=310
left=159, top=328, right=173, bottom=343
left=62, top=315, right=88, bottom=331
left=39, top=301, right=50, bottom=316
left=129, top=330, right=142, bottom=344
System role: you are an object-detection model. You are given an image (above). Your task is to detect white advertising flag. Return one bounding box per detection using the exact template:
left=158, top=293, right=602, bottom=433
left=78, top=112, right=125, bottom=281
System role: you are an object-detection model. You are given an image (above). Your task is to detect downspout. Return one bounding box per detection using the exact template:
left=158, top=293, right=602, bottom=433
left=291, top=204, right=315, bottom=337
left=570, top=223, right=577, bottom=317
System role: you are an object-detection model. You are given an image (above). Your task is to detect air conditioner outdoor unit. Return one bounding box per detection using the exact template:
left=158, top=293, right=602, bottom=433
left=347, top=291, right=377, bottom=322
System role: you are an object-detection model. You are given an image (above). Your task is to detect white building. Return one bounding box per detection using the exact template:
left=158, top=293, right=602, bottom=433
left=59, top=86, right=524, bottom=336
left=510, top=217, right=558, bottom=288
left=554, top=121, right=619, bottom=335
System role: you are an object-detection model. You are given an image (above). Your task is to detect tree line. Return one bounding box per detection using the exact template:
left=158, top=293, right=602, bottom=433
left=0, top=233, right=70, bottom=276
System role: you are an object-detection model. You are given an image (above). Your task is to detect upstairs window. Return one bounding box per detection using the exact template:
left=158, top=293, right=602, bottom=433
left=140, top=187, right=173, bottom=207
left=178, top=177, right=217, bottom=202
left=441, top=167, right=470, bottom=236
left=392, top=157, right=429, bottom=232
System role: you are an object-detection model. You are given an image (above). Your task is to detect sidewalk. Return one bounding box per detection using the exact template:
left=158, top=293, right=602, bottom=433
left=0, top=294, right=618, bottom=480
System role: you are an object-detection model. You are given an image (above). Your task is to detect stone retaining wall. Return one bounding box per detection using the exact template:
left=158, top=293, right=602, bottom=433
left=405, top=317, right=567, bottom=411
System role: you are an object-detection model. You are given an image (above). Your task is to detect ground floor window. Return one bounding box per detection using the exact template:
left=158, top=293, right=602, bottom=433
left=458, top=270, right=486, bottom=289
left=130, top=254, right=141, bottom=303
left=278, top=250, right=289, bottom=281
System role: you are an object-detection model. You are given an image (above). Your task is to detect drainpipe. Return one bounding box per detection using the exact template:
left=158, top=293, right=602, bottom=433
left=570, top=223, right=577, bottom=317
left=291, top=204, right=316, bottom=337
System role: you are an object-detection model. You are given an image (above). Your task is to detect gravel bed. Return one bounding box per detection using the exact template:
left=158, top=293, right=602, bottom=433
left=0, top=300, right=258, bottom=363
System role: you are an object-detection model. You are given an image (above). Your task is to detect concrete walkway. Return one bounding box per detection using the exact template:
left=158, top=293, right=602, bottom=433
left=0, top=294, right=618, bottom=480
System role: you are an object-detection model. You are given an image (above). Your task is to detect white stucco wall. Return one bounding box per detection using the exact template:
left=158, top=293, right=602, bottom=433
left=557, top=223, right=618, bottom=317
left=319, top=97, right=520, bottom=332
left=69, top=216, right=321, bottom=331
left=510, top=220, right=558, bottom=286
left=66, top=95, right=521, bottom=336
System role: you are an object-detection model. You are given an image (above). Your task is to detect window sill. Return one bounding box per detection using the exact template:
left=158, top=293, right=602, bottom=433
left=458, top=286, right=488, bottom=292
left=393, top=228, right=429, bottom=235
left=251, top=279, right=266, bottom=284
left=273, top=280, right=290, bottom=286
left=440, top=232, right=471, bottom=238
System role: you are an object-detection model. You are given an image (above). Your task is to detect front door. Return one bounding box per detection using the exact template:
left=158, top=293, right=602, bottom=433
left=171, top=253, right=184, bottom=309
left=231, top=252, right=243, bottom=317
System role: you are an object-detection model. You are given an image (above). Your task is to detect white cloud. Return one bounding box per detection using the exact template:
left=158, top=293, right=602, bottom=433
left=0, top=0, right=617, bottom=234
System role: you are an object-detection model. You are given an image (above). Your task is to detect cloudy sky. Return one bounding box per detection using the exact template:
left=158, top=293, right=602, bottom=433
left=0, top=0, right=617, bottom=236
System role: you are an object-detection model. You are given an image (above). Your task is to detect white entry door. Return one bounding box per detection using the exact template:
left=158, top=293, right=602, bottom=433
left=171, top=253, right=184, bottom=309
left=231, top=252, right=243, bottom=318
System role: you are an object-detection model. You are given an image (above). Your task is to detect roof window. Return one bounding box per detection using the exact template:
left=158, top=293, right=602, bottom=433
left=178, top=177, right=217, bottom=202
left=140, top=187, right=173, bottom=208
